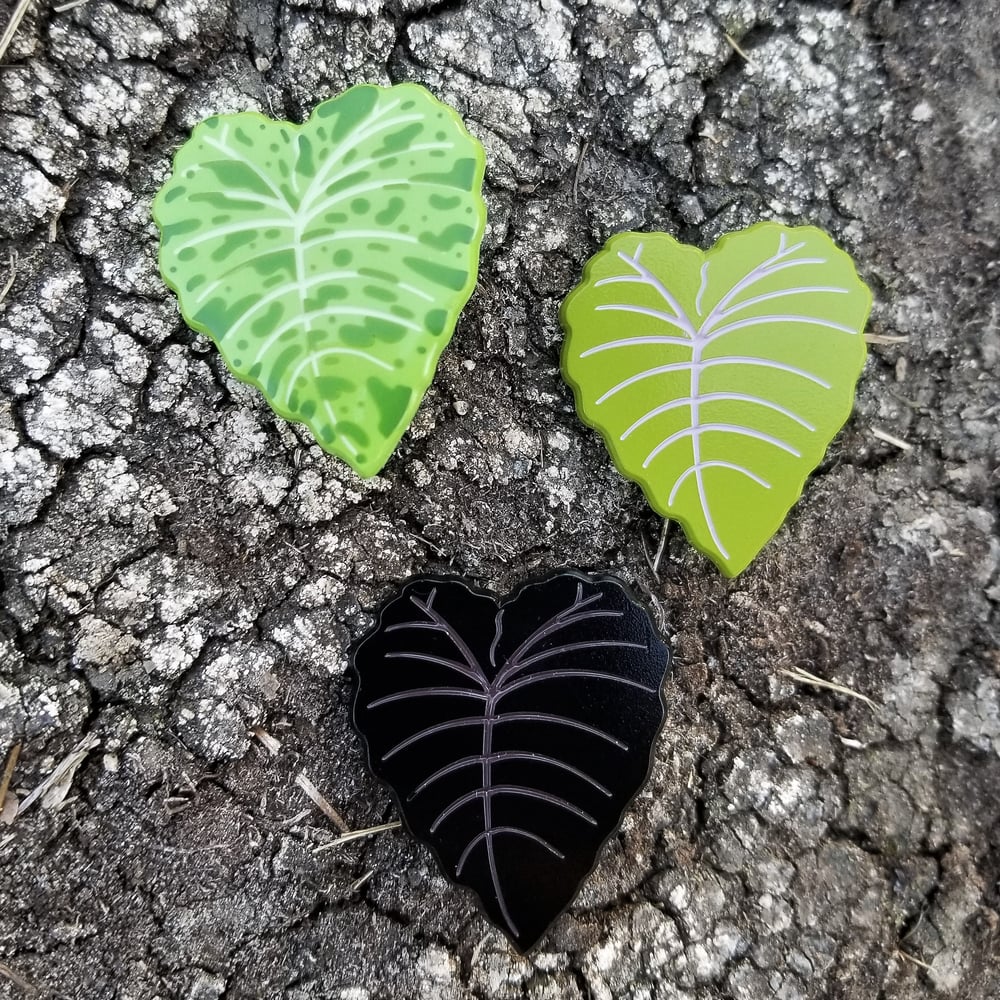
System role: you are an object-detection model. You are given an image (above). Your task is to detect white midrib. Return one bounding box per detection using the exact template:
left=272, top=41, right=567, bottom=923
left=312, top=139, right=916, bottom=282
left=686, top=335, right=728, bottom=560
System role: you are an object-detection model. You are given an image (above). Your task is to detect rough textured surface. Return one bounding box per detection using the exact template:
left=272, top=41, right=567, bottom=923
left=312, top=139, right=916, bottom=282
left=1, top=1, right=998, bottom=998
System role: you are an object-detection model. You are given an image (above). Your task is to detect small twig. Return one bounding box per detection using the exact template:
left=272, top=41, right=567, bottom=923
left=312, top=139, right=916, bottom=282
left=724, top=33, right=752, bottom=63
left=0, top=0, right=33, bottom=63
left=573, top=140, right=590, bottom=205
left=865, top=333, right=910, bottom=346
left=279, top=808, right=312, bottom=827
left=53, top=0, right=93, bottom=11
left=0, top=742, right=21, bottom=811
left=871, top=427, right=913, bottom=452
left=0, top=961, right=39, bottom=996
left=312, top=820, right=403, bottom=853
left=896, top=948, right=933, bottom=971
left=252, top=726, right=281, bottom=756
left=778, top=666, right=880, bottom=712
left=294, top=773, right=349, bottom=833
left=16, top=732, right=99, bottom=817
left=0, top=252, right=17, bottom=308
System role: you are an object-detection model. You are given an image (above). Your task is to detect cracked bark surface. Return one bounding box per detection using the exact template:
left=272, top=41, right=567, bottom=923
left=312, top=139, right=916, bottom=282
left=1, top=0, right=999, bottom=998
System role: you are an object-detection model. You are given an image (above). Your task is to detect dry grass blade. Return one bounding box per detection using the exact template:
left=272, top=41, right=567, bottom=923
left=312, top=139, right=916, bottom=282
left=0, top=743, right=21, bottom=805
left=0, top=252, right=17, bottom=308
left=0, top=961, right=39, bottom=996
left=871, top=426, right=913, bottom=451
left=896, top=948, right=933, bottom=971
left=313, top=820, right=403, bottom=853
left=573, top=140, right=589, bottom=205
left=642, top=519, right=669, bottom=581
left=0, top=742, right=21, bottom=825
left=778, top=666, right=880, bottom=711
left=865, top=333, right=910, bottom=345
left=349, top=869, right=375, bottom=892
left=16, top=732, right=99, bottom=817
left=252, top=726, right=282, bottom=756
left=724, top=33, right=752, bottom=63
left=0, top=0, right=33, bottom=63
left=53, top=0, right=93, bottom=11
left=294, top=773, right=349, bottom=833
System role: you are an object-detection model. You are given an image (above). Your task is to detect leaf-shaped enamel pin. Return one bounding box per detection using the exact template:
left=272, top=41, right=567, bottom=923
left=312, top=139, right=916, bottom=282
left=351, top=570, right=671, bottom=952
left=153, top=83, right=487, bottom=478
left=561, top=223, right=872, bottom=576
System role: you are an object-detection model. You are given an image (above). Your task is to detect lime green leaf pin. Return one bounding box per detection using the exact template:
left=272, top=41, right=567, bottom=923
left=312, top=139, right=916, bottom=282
left=153, top=83, right=487, bottom=478
left=561, top=223, right=872, bottom=577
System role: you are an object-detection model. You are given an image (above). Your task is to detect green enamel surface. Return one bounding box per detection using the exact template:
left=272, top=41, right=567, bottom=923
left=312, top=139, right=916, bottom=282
left=153, top=83, right=487, bottom=478
left=561, top=223, right=872, bottom=577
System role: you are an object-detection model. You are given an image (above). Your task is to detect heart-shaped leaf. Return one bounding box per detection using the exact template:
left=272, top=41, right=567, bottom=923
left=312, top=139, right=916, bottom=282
left=561, top=223, right=872, bottom=576
left=153, top=83, right=487, bottom=478
left=351, top=570, right=671, bottom=952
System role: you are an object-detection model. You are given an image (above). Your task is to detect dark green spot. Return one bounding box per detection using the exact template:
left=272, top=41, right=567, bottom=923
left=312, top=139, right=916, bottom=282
left=267, top=343, right=302, bottom=396
left=315, top=87, right=380, bottom=142
left=375, top=197, right=405, bottom=226
left=364, top=285, right=396, bottom=303
left=429, top=193, right=462, bottom=211
left=419, top=223, right=475, bottom=252
left=341, top=316, right=408, bottom=347
left=323, top=170, right=371, bottom=199
left=372, top=122, right=423, bottom=158
left=351, top=198, right=370, bottom=215
left=403, top=256, right=468, bottom=291
left=210, top=228, right=259, bottom=262
left=199, top=160, right=277, bottom=201
left=359, top=267, right=395, bottom=283
left=162, top=218, right=200, bottom=239
left=413, top=157, right=478, bottom=189
left=316, top=376, right=353, bottom=399
left=250, top=300, right=284, bottom=337
left=338, top=421, right=370, bottom=449
left=424, top=309, right=449, bottom=336
left=296, top=134, right=316, bottom=179
left=306, top=284, right=348, bottom=308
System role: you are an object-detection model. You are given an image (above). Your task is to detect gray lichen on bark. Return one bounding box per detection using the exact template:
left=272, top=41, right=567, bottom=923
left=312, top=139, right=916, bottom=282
left=1, top=0, right=999, bottom=998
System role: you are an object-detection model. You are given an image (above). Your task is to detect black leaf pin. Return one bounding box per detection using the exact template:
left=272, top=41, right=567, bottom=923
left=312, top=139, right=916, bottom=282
left=350, top=569, right=672, bottom=952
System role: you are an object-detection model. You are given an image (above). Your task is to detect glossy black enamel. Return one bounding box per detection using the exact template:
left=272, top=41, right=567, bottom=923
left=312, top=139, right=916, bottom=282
left=350, top=569, right=672, bottom=952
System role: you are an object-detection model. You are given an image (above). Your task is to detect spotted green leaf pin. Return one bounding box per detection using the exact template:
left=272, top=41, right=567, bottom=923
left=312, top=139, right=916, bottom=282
left=561, top=223, right=872, bottom=577
left=153, top=83, right=487, bottom=478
